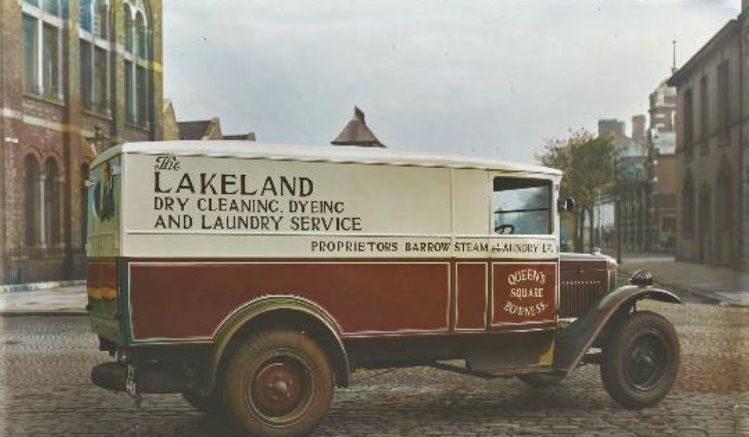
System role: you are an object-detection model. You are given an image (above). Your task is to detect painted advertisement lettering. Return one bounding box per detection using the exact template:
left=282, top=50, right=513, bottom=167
left=151, top=155, right=363, bottom=232
left=492, top=263, right=556, bottom=325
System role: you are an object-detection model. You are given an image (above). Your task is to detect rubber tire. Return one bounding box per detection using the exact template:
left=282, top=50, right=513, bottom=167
left=222, top=330, right=334, bottom=437
left=517, top=373, right=564, bottom=388
left=182, top=389, right=223, bottom=415
left=600, top=311, right=679, bottom=409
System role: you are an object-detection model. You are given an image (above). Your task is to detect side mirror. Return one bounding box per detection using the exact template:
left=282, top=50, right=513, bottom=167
left=557, top=197, right=575, bottom=212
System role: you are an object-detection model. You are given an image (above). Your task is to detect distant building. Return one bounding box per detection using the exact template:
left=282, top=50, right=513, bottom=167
left=0, top=0, right=163, bottom=284
left=646, top=80, right=678, bottom=252
left=178, top=118, right=223, bottom=141
left=599, top=118, right=650, bottom=252
left=332, top=107, right=385, bottom=148
left=162, top=101, right=255, bottom=142
left=668, top=3, right=749, bottom=268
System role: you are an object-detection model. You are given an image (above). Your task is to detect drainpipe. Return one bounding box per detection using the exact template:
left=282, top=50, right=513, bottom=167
left=740, top=18, right=745, bottom=269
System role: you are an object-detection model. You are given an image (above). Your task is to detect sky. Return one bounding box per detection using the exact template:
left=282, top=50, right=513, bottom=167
left=163, top=0, right=741, bottom=164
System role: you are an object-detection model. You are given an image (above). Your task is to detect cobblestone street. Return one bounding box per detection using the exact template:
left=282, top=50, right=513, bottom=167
left=0, top=301, right=746, bottom=437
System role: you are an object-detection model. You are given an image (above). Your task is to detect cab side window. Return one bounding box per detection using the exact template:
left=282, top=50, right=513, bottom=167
left=492, top=177, right=551, bottom=235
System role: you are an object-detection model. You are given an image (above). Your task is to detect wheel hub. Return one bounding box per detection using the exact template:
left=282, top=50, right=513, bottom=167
left=625, top=333, right=667, bottom=391
left=252, top=361, right=305, bottom=417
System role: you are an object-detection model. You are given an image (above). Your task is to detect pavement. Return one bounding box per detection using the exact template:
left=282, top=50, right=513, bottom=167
left=1, top=301, right=746, bottom=436
left=0, top=253, right=748, bottom=315
left=616, top=253, right=749, bottom=307
left=0, top=283, right=87, bottom=315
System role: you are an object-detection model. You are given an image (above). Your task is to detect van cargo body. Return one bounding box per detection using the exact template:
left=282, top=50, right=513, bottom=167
left=87, top=142, right=681, bottom=437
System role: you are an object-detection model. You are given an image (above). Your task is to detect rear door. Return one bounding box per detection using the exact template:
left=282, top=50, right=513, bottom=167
left=86, top=155, right=123, bottom=343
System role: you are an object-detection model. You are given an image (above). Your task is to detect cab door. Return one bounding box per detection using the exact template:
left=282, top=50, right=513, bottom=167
left=488, top=176, right=558, bottom=330
left=456, top=173, right=560, bottom=373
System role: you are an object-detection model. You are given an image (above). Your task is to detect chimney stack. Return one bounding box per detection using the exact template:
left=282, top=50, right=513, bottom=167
left=632, top=115, right=646, bottom=143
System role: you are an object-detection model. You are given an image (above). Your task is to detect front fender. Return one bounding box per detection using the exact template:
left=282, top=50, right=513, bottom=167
left=554, top=285, right=681, bottom=374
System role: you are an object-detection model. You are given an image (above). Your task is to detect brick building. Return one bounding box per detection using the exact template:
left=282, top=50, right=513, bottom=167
left=668, top=0, right=749, bottom=268
left=0, top=0, right=163, bottom=284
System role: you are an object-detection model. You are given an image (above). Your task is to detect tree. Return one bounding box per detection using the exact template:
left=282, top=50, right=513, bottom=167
left=536, top=129, right=618, bottom=252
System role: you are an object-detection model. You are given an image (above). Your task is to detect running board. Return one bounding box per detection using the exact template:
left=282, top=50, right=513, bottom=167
left=428, top=361, right=505, bottom=380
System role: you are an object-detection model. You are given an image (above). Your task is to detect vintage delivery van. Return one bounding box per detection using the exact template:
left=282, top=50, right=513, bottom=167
left=87, top=141, right=681, bottom=437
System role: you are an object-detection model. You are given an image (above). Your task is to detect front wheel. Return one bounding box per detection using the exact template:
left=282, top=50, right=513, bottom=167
left=222, top=329, right=334, bottom=437
left=600, top=310, right=679, bottom=408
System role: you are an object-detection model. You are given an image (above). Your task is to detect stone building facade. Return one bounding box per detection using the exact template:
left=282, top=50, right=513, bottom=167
left=0, top=0, right=163, bottom=283
left=668, top=2, right=749, bottom=268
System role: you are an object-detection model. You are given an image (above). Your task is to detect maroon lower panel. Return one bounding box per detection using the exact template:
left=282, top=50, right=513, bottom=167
left=129, top=261, right=450, bottom=340
left=455, top=263, right=487, bottom=330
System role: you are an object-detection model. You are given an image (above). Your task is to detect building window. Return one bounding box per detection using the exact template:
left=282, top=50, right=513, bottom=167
left=681, top=172, right=694, bottom=238
left=22, top=0, right=63, bottom=100
left=717, top=60, right=730, bottom=138
left=44, top=159, right=61, bottom=247
left=23, top=15, right=38, bottom=94
left=79, top=0, right=111, bottom=114
left=41, top=0, right=60, bottom=15
left=79, top=41, right=92, bottom=106
left=42, top=23, right=60, bottom=97
left=699, top=76, right=708, bottom=143
left=136, top=66, right=148, bottom=123
left=123, top=0, right=151, bottom=127
left=125, top=60, right=134, bottom=121
left=683, top=89, right=694, bottom=157
left=93, top=0, right=108, bottom=38
left=662, top=217, right=676, bottom=233
left=24, top=156, right=40, bottom=247
left=79, top=0, right=92, bottom=31
left=716, top=163, right=732, bottom=234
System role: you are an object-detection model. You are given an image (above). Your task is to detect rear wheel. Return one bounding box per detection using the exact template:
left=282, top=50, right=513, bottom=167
left=222, top=329, right=334, bottom=437
left=600, top=311, right=679, bottom=408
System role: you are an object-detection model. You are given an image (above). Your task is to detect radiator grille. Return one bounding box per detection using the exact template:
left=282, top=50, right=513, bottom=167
left=559, top=280, right=606, bottom=318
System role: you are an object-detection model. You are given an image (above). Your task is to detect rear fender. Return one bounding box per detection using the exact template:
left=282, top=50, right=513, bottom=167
left=199, top=295, right=350, bottom=395
left=554, top=285, right=681, bottom=373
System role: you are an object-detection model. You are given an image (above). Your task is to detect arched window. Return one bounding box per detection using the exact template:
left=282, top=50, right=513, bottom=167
left=22, top=0, right=64, bottom=100
left=81, top=164, right=90, bottom=248
left=44, top=158, right=61, bottom=246
left=716, top=161, right=733, bottom=234
left=681, top=172, right=695, bottom=238
left=123, top=0, right=151, bottom=127
left=24, top=155, right=41, bottom=246
left=79, top=0, right=111, bottom=113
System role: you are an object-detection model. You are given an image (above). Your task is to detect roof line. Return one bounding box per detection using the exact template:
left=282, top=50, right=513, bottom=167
left=93, top=141, right=563, bottom=176
left=668, top=19, right=738, bottom=86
